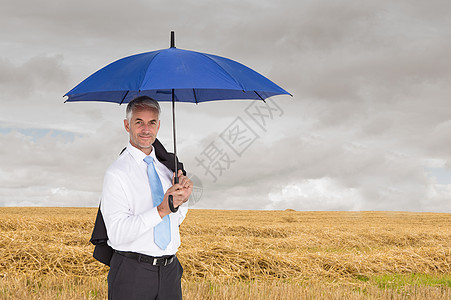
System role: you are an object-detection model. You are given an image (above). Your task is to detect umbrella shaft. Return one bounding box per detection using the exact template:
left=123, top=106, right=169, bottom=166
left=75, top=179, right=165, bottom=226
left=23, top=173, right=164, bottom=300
left=172, top=89, right=178, bottom=184
left=169, top=88, right=179, bottom=213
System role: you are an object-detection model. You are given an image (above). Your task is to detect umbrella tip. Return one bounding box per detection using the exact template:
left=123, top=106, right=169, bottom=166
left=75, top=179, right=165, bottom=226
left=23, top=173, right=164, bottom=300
left=170, top=31, right=176, bottom=48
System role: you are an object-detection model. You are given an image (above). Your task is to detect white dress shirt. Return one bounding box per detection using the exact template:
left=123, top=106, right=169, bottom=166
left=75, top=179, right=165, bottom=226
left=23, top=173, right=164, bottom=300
left=101, top=142, right=188, bottom=257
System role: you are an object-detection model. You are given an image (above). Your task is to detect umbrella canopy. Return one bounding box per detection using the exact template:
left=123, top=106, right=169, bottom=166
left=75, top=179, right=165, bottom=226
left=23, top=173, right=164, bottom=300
left=64, top=46, right=290, bottom=104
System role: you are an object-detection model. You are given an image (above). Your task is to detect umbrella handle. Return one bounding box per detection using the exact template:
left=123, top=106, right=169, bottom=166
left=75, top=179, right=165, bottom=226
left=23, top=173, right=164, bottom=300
left=168, top=195, right=178, bottom=213
left=168, top=176, right=179, bottom=213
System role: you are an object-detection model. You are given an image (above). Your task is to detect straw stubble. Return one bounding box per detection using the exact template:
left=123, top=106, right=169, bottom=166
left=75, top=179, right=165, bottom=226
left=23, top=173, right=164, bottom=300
left=0, top=208, right=449, bottom=299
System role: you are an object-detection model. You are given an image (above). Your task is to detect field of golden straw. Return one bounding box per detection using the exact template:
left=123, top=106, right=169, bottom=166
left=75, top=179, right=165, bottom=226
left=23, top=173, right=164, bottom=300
left=0, top=207, right=450, bottom=299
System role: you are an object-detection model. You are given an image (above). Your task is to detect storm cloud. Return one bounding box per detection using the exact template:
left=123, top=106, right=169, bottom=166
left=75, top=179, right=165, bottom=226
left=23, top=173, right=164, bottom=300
left=1, top=0, right=450, bottom=212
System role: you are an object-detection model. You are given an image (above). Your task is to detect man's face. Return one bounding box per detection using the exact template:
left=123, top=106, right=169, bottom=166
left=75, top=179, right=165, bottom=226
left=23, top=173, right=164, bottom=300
left=124, top=106, right=160, bottom=155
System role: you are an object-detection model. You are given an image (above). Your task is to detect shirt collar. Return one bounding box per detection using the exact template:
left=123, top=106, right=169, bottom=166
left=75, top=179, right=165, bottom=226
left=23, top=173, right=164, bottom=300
left=126, top=142, right=157, bottom=164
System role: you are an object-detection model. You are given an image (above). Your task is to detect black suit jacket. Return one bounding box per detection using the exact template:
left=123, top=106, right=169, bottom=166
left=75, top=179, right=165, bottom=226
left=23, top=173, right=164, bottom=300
left=90, top=139, right=185, bottom=266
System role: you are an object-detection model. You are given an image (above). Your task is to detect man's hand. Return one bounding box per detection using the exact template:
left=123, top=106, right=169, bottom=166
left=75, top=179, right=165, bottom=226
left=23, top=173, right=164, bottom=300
left=157, top=170, right=193, bottom=217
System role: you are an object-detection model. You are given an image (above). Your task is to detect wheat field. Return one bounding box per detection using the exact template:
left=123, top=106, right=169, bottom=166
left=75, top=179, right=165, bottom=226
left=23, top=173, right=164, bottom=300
left=0, top=207, right=450, bottom=299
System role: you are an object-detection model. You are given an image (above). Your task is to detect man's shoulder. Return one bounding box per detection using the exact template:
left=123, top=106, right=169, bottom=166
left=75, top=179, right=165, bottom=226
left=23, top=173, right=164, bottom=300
left=105, top=149, right=134, bottom=175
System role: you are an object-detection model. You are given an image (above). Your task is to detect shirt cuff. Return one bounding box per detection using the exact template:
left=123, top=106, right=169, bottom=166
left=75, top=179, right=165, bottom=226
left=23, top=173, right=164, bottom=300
left=140, top=206, right=163, bottom=228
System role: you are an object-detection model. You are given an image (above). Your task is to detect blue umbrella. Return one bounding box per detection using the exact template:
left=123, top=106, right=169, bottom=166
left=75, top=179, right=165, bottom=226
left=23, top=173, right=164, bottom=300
left=65, top=32, right=291, bottom=210
left=65, top=33, right=290, bottom=104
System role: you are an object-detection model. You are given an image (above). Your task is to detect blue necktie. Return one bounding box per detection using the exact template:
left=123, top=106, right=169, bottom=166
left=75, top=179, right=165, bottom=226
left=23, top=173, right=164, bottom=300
left=144, top=156, right=171, bottom=250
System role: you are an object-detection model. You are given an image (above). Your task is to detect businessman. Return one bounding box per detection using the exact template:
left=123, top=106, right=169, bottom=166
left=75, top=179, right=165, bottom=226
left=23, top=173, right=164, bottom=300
left=100, top=96, right=192, bottom=299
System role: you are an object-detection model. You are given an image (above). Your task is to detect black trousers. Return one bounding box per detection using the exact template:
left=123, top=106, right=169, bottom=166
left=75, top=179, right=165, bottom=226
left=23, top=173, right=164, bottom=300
left=107, top=252, right=183, bottom=300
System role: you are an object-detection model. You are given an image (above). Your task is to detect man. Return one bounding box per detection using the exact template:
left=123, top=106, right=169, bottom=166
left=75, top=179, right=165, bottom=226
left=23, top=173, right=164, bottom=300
left=101, top=96, right=193, bottom=299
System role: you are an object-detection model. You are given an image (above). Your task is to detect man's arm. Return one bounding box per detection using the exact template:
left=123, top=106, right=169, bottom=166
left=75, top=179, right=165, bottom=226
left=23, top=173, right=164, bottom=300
left=101, top=171, right=163, bottom=246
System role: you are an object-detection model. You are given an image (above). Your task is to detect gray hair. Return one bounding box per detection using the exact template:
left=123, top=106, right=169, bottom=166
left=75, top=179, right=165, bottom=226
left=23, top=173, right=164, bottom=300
left=126, top=96, right=161, bottom=121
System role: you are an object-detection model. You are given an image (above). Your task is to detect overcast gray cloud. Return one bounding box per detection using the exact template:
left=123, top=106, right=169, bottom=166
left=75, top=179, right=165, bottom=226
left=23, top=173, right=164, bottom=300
left=0, top=0, right=450, bottom=212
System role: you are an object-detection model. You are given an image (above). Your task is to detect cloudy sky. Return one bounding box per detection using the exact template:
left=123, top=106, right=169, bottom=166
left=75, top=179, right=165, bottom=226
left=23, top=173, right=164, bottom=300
left=1, top=0, right=451, bottom=212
